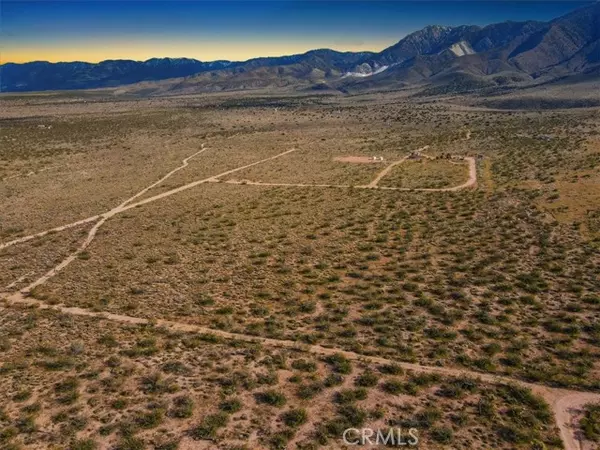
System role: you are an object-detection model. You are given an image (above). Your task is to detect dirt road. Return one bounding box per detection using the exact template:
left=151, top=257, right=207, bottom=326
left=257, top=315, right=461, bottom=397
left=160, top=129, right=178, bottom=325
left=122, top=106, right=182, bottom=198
left=2, top=138, right=598, bottom=450
left=1, top=145, right=476, bottom=253
left=11, top=146, right=299, bottom=292
left=2, top=293, right=599, bottom=450
left=367, top=154, right=412, bottom=187
left=219, top=155, right=476, bottom=192
left=0, top=147, right=298, bottom=254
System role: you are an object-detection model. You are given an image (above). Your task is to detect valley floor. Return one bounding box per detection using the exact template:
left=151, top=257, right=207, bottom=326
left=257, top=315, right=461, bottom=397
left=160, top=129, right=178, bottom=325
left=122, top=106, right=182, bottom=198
left=1, top=91, right=599, bottom=449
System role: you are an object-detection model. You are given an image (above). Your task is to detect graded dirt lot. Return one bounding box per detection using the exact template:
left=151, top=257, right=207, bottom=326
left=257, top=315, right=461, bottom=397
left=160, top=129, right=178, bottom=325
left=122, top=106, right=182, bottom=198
left=1, top=91, right=599, bottom=449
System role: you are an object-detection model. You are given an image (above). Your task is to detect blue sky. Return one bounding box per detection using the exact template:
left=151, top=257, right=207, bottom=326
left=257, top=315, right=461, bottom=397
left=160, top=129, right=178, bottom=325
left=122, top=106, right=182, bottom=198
left=1, top=1, right=592, bottom=63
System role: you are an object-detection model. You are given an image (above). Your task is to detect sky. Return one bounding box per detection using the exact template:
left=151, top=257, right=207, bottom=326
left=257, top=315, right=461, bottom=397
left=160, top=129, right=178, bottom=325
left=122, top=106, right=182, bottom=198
left=0, top=1, right=592, bottom=64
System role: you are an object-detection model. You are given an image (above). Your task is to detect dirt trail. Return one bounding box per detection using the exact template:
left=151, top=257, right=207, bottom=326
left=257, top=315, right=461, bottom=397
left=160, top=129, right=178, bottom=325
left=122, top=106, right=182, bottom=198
left=446, top=156, right=477, bottom=191
left=367, top=155, right=410, bottom=188
left=0, top=147, right=297, bottom=253
left=0, top=294, right=586, bottom=388
left=23, top=217, right=106, bottom=292
left=554, top=393, right=600, bottom=450
left=0, top=146, right=207, bottom=252
left=2, top=136, right=597, bottom=450
left=0, top=215, right=101, bottom=251
left=120, top=147, right=298, bottom=213
left=366, top=146, right=433, bottom=188
left=407, top=155, right=477, bottom=192
left=217, top=179, right=352, bottom=189
left=9, top=147, right=299, bottom=293
left=3, top=272, right=33, bottom=290
left=117, top=144, right=207, bottom=208
left=2, top=293, right=599, bottom=450
left=363, top=145, right=476, bottom=191
left=1, top=144, right=476, bottom=253
left=219, top=155, right=476, bottom=193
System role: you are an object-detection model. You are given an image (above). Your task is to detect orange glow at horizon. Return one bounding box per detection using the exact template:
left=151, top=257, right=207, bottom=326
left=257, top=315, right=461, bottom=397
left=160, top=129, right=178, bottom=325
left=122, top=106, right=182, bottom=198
left=2, top=38, right=392, bottom=64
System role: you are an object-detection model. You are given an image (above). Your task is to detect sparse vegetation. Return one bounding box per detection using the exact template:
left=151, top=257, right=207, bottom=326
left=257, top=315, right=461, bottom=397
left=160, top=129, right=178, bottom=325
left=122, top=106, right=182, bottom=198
left=0, top=89, right=598, bottom=449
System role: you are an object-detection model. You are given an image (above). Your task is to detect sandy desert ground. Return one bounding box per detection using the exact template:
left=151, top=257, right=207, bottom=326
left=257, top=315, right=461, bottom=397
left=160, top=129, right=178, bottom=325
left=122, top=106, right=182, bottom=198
left=1, top=90, right=599, bottom=449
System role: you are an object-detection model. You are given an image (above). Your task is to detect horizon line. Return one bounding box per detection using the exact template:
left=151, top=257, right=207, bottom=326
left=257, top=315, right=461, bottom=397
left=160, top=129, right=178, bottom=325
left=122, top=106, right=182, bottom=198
left=1, top=47, right=382, bottom=65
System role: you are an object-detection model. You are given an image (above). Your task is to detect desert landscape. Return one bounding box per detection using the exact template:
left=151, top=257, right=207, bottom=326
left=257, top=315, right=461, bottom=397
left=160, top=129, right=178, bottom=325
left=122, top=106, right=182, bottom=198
left=1, top=84, right=599, bottom=450
left=1, top=1, right=600, bottom=448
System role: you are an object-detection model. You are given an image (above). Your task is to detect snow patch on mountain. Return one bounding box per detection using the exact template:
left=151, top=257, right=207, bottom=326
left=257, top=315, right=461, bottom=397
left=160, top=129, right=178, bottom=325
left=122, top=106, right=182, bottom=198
left=449, top=41, right=476, bottom=57
left=342, top=63, right=389, bottom=78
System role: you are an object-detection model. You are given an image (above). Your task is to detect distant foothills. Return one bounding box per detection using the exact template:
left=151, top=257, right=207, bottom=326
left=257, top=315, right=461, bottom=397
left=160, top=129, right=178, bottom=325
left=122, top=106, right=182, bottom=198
left=1, top=2, right=598, bottom=94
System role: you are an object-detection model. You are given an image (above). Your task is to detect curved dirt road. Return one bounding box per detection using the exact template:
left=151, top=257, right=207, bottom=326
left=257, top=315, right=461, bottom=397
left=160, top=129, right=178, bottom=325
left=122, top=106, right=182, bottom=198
left=554, top=393, right=600, bottom=450
left=2, top=137, right=598, bottom=450
left=367, top=154, right=412, bottom=188
left=1, top=145, right=475, bottom=253
left=219, top=155, right=477, bottom=193
left=117, top=144, right=208, bottom=208
left=2, top=293, right=600, bottom=450
left=13, top=147, right=299, bottom=293
left=431, top=156, right=477, bottom=192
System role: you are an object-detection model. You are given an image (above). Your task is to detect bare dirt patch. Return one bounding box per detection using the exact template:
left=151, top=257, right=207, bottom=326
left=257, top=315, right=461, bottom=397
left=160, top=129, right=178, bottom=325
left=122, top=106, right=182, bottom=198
left=333, top=156, right=385, bottom=164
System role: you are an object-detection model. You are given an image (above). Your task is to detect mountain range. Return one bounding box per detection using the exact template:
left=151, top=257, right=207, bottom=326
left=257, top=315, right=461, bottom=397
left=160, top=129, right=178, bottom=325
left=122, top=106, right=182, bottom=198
left=1, top=2, right=599, bottom=94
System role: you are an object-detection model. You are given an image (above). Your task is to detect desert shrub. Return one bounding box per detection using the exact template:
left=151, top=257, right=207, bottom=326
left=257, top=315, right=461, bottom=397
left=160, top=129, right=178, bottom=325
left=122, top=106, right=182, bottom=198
left=498, top=385, right=551, bottom=424
left=269, top=429, right=294, bottom=449
left=497, top=425, right=529, bottom=444
left=39, top=357, right=75, bottom=371
left=334, top=388, right=367, bottom=404
left=169, top=396, right=194, bottom=419
left=161, top=361, right=190, bottom=375
left=430, top=426, right=454, bottom=443
left=355, top=371, right=379, bottom=387
left=581, top=403, right=600, bottom=441
left=54, top=377, right=79, bottom=404
left=190, top=413, right=229, bottom=439
left=112, top=399, right=127, bottom=410
left=139, top=373, right=177, bottom=394
left=281, top=408, right=308, bottom=427
left=15, top=415, right=37, bottom=433
left=381, top=379, right=404, bottom=395
left=135, top=409, right=164, bottom=429
left=291, top=359, right=317, bottom=372
left=256, top=371, right=279, bottom=385
left=0, top=426, right=18, bottom=442
left=436, top=377, right=478, bottom=399
left=337, top=405, right=368, bottom=427
left=297, top=382, right=323, bottom=400
left=153, top=440, right=179, bottom=450
left=378, top=363, right=403, bottom=375
left=324, top=354, right=352, bottom=374
left=12, top=390, right=31, bottom=402
left=116, top=436, right=145, bottom=450
left=219, top=398, right=242, bottom=413
left=323, top=373, right=344, bottom=387
left=407, top=407, right=442, bottom=429
left=255, top=390, right=286, bottom=407
left=298, top=302, right=317, bottom=313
